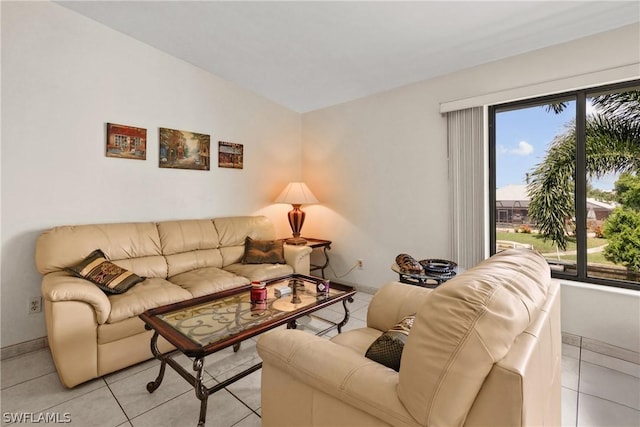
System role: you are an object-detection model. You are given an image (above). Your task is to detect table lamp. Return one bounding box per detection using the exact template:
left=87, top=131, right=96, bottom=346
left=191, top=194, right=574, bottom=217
left=275, top=182, right=319, bottom=245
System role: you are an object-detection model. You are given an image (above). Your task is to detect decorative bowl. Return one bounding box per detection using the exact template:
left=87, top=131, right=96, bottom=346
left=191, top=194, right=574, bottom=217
left=419, top=259, right=457, bottom=274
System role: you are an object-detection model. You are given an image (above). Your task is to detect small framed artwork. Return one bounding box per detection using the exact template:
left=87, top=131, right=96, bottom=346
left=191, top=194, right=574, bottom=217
left=218, top=141, right=244, bottom=169
left=106, top=123, right=147, bottom=160
left=159, top=127, right=210, bottom=171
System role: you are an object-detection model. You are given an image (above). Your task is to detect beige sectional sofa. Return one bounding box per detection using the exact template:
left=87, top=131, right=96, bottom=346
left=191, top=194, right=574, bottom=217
left=35, top=215, right=311, bottom=388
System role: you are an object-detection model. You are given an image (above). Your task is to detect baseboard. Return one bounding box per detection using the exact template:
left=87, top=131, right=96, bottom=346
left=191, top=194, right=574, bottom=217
left=562, top=332, right=582, bottom=347
left=1, top=337, right=49, bottom=361
left=354, top=284, right=377, bottom=295
left=562, top=332, right=640, bottom=365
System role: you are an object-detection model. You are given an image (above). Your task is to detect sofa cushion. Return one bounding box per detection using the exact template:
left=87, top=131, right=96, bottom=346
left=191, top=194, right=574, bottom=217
left=330, top=327, right=383, bottom=355
left=111, top=256, right=172, bottom=279
left=214, top=216, right=277, bottom=267
left=224, top=263, right=293, bottom=283
left=66, top=249, right=145, bottom=294
left=397, top=248, right=551, bottom=427
left=243, top=237, right=285, bottom=264
left=366, top=282, right=433, bottom=333
left=35, top=222, right=164, bottom=276
left=107, top=277, right=193, bottom=323
left=214, top=216, right=277, bottom=247
left=157, top=219, right=220, bottom=255
left=98, top=316, right=147, bottom=345
left=169, top=267, right=250, bottom=298
left=164, top=249, right=224, bottom=278
left=365, top=315, right=415, bottom=372
left=157, top=219, right=224, bottom=277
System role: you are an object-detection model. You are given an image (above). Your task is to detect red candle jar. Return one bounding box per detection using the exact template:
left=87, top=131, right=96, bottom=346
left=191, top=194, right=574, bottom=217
left=250, top=281, right=267, bottom=304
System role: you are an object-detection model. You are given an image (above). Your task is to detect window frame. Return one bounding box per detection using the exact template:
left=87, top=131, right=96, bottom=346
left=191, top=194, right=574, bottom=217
left=489, top=80, right=640, bottom=291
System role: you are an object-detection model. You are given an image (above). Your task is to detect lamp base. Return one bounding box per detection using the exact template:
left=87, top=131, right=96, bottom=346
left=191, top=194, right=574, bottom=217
left=285, top=204, right=307, bottom=245
left=285, top=237, right=308, bottom=245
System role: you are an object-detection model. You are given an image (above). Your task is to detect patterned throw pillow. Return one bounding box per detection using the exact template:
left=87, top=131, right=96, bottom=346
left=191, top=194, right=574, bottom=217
left=365, top=315, right=415, bottom=372
left=242, top=237, right=286, bottom=264
left=65, top=249, right=145, bottom=294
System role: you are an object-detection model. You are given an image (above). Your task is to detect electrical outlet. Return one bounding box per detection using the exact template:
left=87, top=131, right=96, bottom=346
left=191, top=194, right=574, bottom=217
left=29, top=297, right=42, bottom=314
left=357, top=259, right=364, bottom=269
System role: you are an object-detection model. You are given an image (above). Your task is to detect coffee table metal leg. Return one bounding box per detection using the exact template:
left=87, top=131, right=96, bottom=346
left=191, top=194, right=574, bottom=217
left=146, top=331, right=167, bottom=393
left=336, top=296, right=354, bottom=333
left=193, top=357, right=208, bottom=427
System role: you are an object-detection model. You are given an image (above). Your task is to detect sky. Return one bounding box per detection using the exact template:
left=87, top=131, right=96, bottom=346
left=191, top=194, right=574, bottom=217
left=495, top=100, right=615, bottom=191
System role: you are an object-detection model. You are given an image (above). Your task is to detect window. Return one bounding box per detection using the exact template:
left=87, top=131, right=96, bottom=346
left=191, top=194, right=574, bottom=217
left=489, top=81, right=640, bottom=290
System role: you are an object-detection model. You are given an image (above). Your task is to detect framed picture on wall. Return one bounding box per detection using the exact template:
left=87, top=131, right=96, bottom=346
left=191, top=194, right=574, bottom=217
left=106, top=123, right=147, bottom=160
left=159, top=127, right=211, bottom=171
left=218, top=141, right=244, bottom=169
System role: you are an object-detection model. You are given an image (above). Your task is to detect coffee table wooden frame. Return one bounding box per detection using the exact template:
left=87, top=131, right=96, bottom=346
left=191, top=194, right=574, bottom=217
left=139, top=274, right=355, bottom=427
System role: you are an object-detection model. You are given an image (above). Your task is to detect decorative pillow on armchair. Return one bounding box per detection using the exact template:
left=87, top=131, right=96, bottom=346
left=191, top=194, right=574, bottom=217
left=242, top=236, right=286, bottom=264
left=365, top=315, right=415, bottom=371
left=65, top=249, right=145, bottom=294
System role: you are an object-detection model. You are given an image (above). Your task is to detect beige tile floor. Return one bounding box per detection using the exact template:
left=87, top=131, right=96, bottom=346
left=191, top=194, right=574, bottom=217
left=1, top=290, right=639, bottom=427
left=562, top=340, right=640, bottom=427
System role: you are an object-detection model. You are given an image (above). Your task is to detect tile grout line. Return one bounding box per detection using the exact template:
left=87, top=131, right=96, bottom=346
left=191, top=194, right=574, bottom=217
left=576, top=361, right=640, bottom=412
left=575, top=336, right=582, bottom=427
left=1, top=377, right=110, bottom=424
left=577, top=390, right=640, bottom=413
left=224, top=387, right=262, bottom=420
left=231, top=412, right=261, bottom=426
left=123, top=386, right=195, bottom=424
left=580, top=357, right=640, bottom=381
left=0, top=370, right=56, bottom=391
left=105, top=380, right=132, bottom=425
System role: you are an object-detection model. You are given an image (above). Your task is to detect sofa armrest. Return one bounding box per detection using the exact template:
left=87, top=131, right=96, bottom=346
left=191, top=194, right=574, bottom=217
left=366, top=282, right=433, bottom=331
left=41, top=271, right=111, bottom=324
left=283, top=244, right=312, bottom=275
left=257, top=329, right=419, bottom=427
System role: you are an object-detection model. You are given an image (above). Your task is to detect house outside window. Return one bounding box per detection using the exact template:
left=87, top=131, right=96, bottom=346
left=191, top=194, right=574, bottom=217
left=489, top=80, right=640, bottom=291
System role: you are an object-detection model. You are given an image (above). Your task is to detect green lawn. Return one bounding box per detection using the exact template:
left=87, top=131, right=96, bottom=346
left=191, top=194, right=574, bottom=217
left=555, top=252, right=612, bottom=264
left=496, top=232, right=612, bottom=265
left=496, top=232, right=607, bottom=252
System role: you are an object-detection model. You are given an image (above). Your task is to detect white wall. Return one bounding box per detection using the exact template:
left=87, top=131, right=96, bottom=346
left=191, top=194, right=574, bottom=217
left=561, top=282, right=640, bottom=353
left=302, top=24, right=640, bottom=350
left=302, top=81, right=451, bottom=287
left=1, top=2, right=301, bottom=347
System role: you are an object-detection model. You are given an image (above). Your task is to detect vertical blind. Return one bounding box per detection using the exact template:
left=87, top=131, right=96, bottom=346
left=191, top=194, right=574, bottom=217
left=448, top=107, right=486, bottom=268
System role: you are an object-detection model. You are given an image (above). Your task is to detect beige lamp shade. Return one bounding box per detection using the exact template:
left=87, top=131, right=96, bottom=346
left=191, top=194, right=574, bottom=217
left=275, top=182, right=318, bottom=245
left=274, top=182, right=319, bottom=205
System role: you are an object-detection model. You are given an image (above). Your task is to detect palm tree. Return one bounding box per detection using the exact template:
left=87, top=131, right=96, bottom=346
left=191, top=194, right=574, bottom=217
left=527, top=90, right=640, bottom=250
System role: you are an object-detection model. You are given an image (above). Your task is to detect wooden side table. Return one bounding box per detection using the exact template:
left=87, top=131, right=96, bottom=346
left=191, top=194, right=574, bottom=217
left=303, top=238, right=332, bottom=278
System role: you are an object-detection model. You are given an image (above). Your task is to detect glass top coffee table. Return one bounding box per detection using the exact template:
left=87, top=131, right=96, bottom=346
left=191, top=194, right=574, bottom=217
left=139, top=274, right=355, bottom=427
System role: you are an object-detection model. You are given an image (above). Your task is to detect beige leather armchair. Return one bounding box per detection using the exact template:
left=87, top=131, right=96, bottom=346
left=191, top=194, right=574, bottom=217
left=257, top=249, right=561, bottom=427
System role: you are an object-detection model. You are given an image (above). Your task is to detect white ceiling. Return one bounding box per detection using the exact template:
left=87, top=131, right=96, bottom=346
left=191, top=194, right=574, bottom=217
left=57, top=1, right=640, bottom=113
